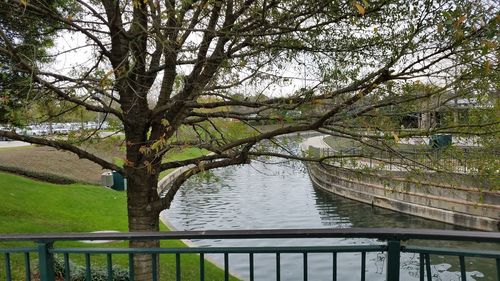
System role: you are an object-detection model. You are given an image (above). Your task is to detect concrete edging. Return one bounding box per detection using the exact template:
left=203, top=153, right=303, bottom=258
left=302, top=135, right=500, bottom=231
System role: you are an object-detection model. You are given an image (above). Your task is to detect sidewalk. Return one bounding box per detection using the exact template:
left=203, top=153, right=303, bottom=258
left=301, top=135, right=476, bottom=174
left=0, top=141, right=31, bottom=148
left=300, top=135, right=330, bottom=151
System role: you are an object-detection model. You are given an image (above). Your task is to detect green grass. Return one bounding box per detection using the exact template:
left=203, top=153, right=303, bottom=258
left=159, top=147, right=209, bottom=178
left=113, top=147, right=209, bottom=179
left=0, top=172, right=238, bottom=280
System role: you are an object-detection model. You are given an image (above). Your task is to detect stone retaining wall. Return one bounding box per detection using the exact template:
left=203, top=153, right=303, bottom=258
left=157, top=164, right=195, bottom=196
left=306, top=163, right=500, bottom=231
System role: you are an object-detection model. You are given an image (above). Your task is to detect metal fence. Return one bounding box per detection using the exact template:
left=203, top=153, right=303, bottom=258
left=310, top=144, right=500, bottom=174
left=1, top=228, right=499, bottom=281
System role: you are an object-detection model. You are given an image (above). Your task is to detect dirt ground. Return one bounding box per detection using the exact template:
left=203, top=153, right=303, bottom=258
left=0, top=146, right=110, bottom=184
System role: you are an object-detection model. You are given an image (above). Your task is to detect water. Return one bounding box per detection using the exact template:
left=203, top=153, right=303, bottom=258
left=161, top=157, right=498, bottom=280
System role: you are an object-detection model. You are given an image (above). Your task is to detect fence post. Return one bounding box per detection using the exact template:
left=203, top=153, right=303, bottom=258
left=386, top=239, right=401, bottom=281
left=37, top=241, right=55, bottom=281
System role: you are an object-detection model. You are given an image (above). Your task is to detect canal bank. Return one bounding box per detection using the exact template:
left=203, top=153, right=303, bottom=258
left=302, top=135, right=500, bottom=231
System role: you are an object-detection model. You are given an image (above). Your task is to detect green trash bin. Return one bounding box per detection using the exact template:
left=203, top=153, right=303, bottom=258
left=112, top=171, right=126, bottom=191
left=429, top=135, right=452, bottom=149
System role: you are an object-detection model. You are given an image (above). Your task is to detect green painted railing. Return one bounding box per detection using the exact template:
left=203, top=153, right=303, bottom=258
left=1, top=228, right=499, bottom=281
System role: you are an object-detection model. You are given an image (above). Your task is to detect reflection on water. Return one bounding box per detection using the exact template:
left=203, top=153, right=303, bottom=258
left=162, top=157, right=498, bottom=281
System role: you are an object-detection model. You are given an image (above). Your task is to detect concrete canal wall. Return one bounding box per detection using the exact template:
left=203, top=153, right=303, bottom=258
left=302, top=137, right=500, bottom=231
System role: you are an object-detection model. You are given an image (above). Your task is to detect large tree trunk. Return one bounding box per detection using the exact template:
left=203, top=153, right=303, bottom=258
left=120, top=80, right=165, bottom=280
left=126, top=169, right=162, bottom=281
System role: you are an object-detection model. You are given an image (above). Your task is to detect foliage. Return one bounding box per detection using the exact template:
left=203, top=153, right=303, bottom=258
left=32, top=255, right=130, bottom=281
left=0, top=0, right=498, bottom=233
left=0, top=0, right=497, bottom=279
left=0, top=0, right=64, bottom=124
left=0, top=0, right=496, bottom=218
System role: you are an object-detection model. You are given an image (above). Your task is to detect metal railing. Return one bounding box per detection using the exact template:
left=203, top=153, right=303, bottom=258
left=1, top=228, right=499, bottom=281
left=310, top=144, right=500, bottom=176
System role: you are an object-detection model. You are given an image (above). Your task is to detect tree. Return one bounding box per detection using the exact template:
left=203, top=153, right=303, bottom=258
left=0, top=0, right=61, bottom=124
left=0, top=0, right=498, bottom=279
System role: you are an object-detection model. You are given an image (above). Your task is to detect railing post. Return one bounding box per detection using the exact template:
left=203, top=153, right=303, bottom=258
left=37, top=241, right=55, bottom=281
left=386, top=239, right=400, bottom=281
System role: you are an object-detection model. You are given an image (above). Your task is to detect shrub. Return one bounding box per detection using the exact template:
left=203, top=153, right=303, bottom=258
left=33, top=255, right=129, bottom=281
left=0, top=165, right=80, bottom=184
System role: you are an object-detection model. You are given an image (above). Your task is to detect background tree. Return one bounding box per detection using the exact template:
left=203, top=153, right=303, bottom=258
left=0, top=0, right=63, bottom=124
left=0, top=0, right=498, bottom=279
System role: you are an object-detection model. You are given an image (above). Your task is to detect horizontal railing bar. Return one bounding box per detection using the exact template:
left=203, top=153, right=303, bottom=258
left=0, top=248, right=37, bottom=253
left=1, top=228, right=499, bottom=242
left=404, top=246, right=500, bottom=259
left=50, top=245, right=386, bottom=254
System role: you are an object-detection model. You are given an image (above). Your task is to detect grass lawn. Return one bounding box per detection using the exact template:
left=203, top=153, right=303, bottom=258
left=160, top=147, right=209, bottom=178
left=0, top=172, right=238, bottom=280
left=112, top=147, right=209, bottom=179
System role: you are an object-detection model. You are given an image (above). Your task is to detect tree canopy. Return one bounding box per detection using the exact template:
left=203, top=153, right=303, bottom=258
left=0, top=0, right=63, bottom=123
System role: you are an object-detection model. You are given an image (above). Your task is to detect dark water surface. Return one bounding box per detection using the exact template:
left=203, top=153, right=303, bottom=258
left=161, top=158, right=498, bottom=281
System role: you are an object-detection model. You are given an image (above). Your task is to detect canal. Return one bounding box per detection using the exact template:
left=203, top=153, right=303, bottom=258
left=161, top=145, right=497, bottom=280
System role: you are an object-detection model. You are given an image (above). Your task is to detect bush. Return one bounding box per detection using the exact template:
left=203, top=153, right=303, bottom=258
left=0, top=165, right=80, bottom=184
left=34, top=255, right=130, bottom=281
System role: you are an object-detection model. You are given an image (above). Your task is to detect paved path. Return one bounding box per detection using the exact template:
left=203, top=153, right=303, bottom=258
left=0, top=141, right=31, bottom=148
left=301, top=135, right=419, bottom=172
left=301, top=135, right=476, bottom=173
left=300, top=135, right=330, bottom=151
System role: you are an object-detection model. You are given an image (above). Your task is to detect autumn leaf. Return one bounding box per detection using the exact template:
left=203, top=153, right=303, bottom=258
left=437, top=23, right=443, bottom=33
left=454, top=15, right=466, bottom=27
left=151, top=136, right=167, bottom=152
left=143, top=160, right=154, bottom=174
left=132, top=0, right=141, bottom=8
left=312, top=99, right=323, bottom=105
left=482, top=39, right=497, bottom=49
left=391, top=131, right=400, bottom=142
left=19, top=0, right=28, bottom=7
left=484, top=60, right=491, bottom=73
left=453, top=29, right=464, bottom=41
left=354, top=2, right=365, bottom=16
left=99, top=69, right=114, bottom=89
left=139, top=145, right=151, bottom=155
left=198, top=161, right=205, bottom=172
